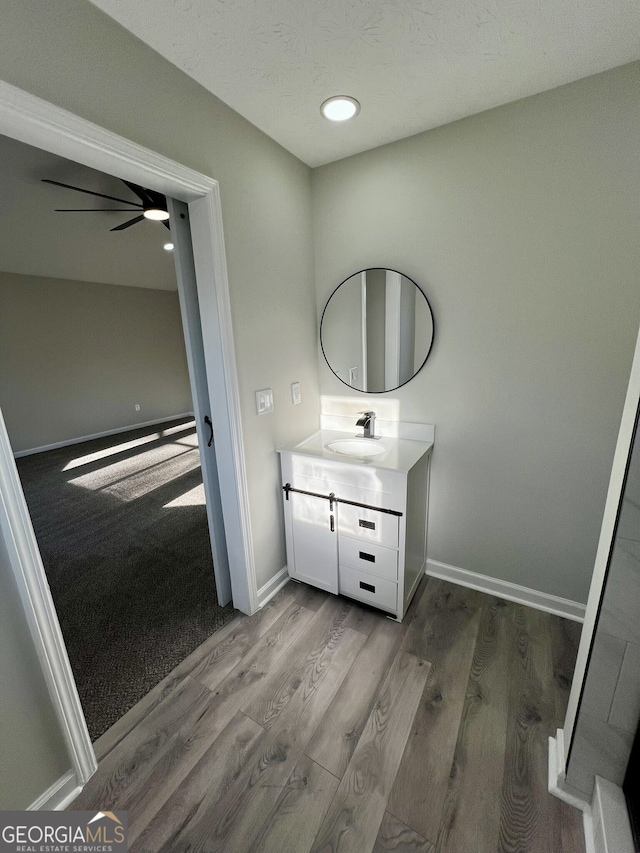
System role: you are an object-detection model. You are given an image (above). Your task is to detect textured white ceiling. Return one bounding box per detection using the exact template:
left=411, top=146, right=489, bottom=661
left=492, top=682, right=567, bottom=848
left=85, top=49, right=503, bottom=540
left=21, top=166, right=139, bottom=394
left=89, top=0, right=640, bottom=166
left=0, top=134, right=177, bottom=290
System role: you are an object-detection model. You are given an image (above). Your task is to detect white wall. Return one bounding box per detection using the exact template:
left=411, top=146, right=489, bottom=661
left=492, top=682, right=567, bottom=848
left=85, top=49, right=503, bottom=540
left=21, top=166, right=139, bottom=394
left=0, top=272, right=193, bottom=452
left=0, top=530, right=70, bottom=808
left=312, top=63, right=640, bottom=604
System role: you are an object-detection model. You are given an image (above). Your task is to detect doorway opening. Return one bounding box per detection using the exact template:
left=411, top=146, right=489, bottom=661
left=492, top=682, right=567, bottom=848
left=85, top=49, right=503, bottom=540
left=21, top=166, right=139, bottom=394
left=0, top=77, right=257, bottom=790
left=0, top=134, right=238, bottom=739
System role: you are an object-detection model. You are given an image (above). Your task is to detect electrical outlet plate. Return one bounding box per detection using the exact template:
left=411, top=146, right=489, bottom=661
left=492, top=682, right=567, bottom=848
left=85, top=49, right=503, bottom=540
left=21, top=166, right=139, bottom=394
left=291, top=382, right=301, bottom=405
left=255, top=388, right=274, bottom=415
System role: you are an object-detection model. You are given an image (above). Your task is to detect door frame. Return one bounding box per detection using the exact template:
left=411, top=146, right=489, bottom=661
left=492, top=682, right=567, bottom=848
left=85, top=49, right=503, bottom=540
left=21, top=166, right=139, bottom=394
left=561, top=321, right=640, bottom=762
left=0, top=80, right=258, bottom=788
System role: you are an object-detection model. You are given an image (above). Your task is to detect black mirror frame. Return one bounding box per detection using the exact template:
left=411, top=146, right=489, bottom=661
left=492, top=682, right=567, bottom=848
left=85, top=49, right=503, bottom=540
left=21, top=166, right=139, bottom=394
left=320, top=267, right=435, bottom=394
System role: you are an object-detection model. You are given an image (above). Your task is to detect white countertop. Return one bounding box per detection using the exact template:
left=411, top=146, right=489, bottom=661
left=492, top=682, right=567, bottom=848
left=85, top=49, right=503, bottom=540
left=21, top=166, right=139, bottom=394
left=277, top=429, right=433, bottom=474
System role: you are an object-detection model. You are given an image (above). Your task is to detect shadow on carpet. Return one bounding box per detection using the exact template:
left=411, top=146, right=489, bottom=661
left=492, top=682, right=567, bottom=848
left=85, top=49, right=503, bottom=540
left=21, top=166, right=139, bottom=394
left=16, top=417, right=238, bottom=740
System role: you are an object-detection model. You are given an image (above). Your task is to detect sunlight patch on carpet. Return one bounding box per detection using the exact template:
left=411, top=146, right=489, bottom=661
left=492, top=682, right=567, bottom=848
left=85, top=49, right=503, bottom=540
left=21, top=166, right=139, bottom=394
left=63, top=420, right=196, bottom=471
left=164, top=483, right=206, bottom=508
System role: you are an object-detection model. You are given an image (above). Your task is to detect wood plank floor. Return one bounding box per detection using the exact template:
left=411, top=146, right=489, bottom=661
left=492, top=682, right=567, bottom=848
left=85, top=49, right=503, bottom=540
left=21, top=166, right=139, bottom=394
left=75, top=577, right=586, bottom=853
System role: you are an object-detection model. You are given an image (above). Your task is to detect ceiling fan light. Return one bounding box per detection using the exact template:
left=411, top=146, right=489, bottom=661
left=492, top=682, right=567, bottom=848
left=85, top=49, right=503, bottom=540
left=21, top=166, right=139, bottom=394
left=143, top=208, right=170, bottom=221
left=320, top=96, right=360, bottom=122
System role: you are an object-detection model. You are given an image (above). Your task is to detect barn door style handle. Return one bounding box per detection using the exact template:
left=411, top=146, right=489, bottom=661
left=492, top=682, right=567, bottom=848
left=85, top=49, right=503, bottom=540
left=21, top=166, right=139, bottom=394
left=204, top=415, right=214, bottom=447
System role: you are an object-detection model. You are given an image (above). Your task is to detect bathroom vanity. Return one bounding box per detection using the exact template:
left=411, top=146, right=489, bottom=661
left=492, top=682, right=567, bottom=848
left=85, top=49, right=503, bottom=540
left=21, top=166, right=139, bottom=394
left=278, top=429, right=433, bottom=621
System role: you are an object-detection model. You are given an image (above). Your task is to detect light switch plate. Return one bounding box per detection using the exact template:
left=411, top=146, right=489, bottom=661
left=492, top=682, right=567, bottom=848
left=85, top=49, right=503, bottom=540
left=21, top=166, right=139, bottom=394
left=349, top=366, right=358, bottom=384
left=255, top=388, right=274, bottom=415
left=291, top=382, right=301, bottom=405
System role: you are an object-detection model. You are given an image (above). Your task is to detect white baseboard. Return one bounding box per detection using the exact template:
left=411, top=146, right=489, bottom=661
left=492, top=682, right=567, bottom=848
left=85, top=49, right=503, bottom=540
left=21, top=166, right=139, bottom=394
left=548, top=733, right=592, bottom=853
left=548, top=731, right=591, bottom=811
left=426, top=559, right=586, bottom=623
left=13, top=413, right=195, bottom=458
left=257, top=566, right=290, bottom=608
left=29, top=769, right=82, bottom=811
left=548, top=735, right=635, bottom=853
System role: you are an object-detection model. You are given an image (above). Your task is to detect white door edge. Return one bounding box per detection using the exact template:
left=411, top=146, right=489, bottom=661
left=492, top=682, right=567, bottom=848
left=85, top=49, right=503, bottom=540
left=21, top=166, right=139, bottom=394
left=0, top=79, right=257, bottom=788
left=167, top=196, right=233, bottom=608
left=561, top=320, right=640, bottom=764
left=189, top=192, right=258, bottom=614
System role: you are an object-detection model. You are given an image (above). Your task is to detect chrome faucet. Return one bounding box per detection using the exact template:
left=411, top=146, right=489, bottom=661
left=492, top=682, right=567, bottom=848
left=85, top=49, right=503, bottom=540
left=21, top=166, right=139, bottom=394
left=356, top=411, right=378, bottom=439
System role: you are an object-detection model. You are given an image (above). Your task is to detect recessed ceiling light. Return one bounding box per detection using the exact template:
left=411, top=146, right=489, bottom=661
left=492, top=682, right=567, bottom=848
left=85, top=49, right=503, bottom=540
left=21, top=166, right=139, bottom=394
left=320, top=96, right=360, bottom=122
left=163, top=242, right=174, bottom=252
left=143, top=207, right=170, bottom=221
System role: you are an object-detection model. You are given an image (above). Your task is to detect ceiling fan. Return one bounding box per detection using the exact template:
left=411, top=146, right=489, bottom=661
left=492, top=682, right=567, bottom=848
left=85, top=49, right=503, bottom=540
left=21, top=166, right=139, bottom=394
left=42, top=178, right=170, bottom=231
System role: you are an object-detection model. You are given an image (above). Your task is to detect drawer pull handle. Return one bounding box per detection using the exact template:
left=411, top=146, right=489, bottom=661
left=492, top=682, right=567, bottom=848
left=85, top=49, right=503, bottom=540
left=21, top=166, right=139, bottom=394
left=359, top=551, right=375, bottom=563
left=360, top=581, right=376, bottom=593
left=359, top=519, right=376, bottom=530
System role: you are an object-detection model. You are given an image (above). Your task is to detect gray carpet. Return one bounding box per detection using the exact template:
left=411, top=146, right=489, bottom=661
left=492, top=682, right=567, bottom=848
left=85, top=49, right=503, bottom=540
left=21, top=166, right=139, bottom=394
left=16, top=417, right=237, bottom=741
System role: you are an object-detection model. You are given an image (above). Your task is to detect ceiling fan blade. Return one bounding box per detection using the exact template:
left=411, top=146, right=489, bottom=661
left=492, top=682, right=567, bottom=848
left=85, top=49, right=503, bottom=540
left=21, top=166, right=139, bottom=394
left=121, top=181, right=168, bottom=214
left=148, top=189, right=168, bottom=207
left=110, top=214, right=145, bottom=231
left=55, top=208, right=139, bottom=212
left=121, top=180, right=155, bottom=206
left=42, top=179, right=143, bottom=208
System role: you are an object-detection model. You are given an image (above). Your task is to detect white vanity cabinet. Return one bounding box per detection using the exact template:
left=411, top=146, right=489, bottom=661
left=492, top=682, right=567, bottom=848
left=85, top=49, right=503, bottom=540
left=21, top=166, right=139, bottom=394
left=279, top=430, right=432, bottom=621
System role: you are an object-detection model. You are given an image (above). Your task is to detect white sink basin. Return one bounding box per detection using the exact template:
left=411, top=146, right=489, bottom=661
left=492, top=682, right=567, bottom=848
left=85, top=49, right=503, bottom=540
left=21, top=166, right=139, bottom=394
left=324, top=438, right=386, bottom=458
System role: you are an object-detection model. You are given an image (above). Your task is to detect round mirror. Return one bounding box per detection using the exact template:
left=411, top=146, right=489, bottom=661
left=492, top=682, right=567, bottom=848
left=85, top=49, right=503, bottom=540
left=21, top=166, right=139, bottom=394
left=320, top=268, right=434, bottom=393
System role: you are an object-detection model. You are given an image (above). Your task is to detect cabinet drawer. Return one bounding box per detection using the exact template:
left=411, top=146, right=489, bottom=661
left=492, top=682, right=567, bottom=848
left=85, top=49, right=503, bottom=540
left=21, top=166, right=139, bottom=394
left=338, top=503, right=399, bottom=547
left=339, top=566, right=397, bottom=614
left=338, top=535, right=398, bottom=580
